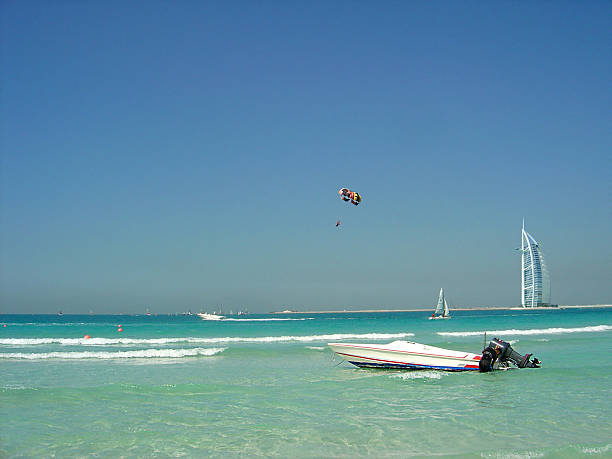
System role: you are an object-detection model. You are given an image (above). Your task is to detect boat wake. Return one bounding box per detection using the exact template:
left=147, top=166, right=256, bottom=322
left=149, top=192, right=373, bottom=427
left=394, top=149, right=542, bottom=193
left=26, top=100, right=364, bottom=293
left=438, top=324, right=612, bottom=337
left=0, top=347, right=226, bottom=360
left=0, top=332, right=415, bottom=347
left=221, top=318, right=315, bottom=321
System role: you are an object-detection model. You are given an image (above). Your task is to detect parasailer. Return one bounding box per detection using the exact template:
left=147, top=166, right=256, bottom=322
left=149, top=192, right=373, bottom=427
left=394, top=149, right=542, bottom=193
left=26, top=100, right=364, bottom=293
left=338, top=188, right=362, bottom=206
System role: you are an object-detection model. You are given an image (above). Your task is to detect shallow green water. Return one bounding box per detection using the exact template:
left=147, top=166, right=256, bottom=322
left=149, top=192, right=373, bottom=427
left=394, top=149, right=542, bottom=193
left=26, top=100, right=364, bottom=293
left=1, top=309, right=611, bottom=457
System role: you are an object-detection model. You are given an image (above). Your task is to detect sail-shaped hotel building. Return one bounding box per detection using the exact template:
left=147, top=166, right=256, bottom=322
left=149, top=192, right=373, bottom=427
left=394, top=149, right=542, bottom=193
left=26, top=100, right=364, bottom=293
left=520, top=221, right=552, bottom=307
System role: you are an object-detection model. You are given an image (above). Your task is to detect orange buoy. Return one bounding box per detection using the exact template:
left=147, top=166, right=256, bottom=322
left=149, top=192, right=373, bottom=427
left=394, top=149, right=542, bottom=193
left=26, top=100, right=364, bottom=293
left=3, top=324, right=7, bottom=327
left=84, top=335, right=91, bottom=339
left=117, top=328, right=123, bottom=332
left=117, top=324, right=122, bottom=327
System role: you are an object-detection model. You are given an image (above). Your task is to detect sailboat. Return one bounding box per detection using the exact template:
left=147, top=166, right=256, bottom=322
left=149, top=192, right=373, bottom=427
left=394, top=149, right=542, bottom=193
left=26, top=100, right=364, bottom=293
left=429, top=288, right=450, bottom=320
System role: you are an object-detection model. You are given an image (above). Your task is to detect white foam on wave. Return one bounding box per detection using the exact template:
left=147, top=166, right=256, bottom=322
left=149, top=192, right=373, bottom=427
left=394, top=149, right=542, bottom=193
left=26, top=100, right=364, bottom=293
left=2, top=384, right=36, bottom=390
left=0, top=347, right=226, bottom=360
left=2, top=322, right=92, bottom=326
left=582, top=443, right=612, bottom=454
left=480, top=452, right=544, bottom=459
left=305, top=346, right=325, bottom=351
left=0, top=332, right=414, bottom=347
left=391, top=371, right=444, bottom=380
left=438, top=325, right=612, bottom=337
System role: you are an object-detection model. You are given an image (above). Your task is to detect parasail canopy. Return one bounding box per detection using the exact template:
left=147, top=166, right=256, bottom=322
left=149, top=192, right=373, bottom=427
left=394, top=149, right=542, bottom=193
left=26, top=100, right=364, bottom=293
left=338, top=187, right=362, bottom=206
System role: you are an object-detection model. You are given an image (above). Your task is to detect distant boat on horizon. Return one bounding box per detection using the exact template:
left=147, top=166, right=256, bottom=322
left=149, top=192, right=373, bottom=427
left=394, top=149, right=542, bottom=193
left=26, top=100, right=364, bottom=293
left=429, top=288, right=451, bottom=320
left=197, top=312, right=226, bottom=321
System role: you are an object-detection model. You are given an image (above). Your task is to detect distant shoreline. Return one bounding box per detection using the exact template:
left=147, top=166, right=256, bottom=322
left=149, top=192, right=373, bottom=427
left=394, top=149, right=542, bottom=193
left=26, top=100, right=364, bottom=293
left=271, top=304, right=612, bottom=314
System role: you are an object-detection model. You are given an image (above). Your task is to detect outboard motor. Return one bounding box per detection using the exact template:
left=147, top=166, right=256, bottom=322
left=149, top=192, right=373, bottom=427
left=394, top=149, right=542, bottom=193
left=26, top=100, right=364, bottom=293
left=479, top=338, right=541, bottom=372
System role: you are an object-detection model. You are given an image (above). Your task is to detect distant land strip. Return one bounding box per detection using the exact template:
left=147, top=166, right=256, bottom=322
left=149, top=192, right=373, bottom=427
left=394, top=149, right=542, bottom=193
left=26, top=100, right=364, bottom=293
left=271, top=304, right=612, bottom=314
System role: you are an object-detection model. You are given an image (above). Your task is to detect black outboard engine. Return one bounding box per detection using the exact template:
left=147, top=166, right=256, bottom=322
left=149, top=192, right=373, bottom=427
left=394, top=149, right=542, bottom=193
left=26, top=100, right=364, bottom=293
left=479, top=338, right=541, bottom=372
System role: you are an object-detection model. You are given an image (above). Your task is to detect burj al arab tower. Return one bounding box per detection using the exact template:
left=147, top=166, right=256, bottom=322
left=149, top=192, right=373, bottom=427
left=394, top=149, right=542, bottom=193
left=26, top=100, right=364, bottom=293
left=519, top=220, right=552, bottom=307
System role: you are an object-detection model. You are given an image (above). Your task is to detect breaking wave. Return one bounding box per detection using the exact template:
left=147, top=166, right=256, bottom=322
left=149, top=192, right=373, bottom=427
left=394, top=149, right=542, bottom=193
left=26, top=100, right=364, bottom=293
left=0, top=332, right=414, bottom=347
left=0, top=347, right=226, bottom=360
left=438, top=325, right=612, bottom=337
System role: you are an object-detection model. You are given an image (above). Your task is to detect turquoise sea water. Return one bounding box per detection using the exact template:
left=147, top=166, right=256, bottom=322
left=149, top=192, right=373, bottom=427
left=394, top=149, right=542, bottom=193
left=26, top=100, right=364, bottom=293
left=1, top=309, right=611, bottom=458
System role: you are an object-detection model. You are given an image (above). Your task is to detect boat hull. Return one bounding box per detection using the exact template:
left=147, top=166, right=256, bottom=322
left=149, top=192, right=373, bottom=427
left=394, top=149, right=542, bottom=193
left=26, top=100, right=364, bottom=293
left=328, top=341, right=481, bottom=371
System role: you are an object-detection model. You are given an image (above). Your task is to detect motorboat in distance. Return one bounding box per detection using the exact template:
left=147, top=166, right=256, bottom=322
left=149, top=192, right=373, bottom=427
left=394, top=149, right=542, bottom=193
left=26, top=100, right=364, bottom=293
left=328, top=338, right=541, bottom=372
left=197, top=312, right=226, bottom=321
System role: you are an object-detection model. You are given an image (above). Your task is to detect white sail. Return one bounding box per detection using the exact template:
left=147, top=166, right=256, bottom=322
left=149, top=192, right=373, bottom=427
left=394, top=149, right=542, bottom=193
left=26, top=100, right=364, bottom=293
left=434, top=288, right=445, bottom=316
left=430, top=288, right=450, bottom=319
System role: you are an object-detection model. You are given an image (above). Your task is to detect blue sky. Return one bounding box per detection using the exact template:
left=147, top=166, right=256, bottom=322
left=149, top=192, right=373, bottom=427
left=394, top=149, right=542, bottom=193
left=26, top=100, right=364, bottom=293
left=1, top=1, right=610, bottom=313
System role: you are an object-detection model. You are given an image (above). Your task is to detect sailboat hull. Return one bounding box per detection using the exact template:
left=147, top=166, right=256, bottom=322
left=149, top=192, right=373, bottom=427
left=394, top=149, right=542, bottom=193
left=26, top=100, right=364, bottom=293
left=328, top=341, right=481, bottom=371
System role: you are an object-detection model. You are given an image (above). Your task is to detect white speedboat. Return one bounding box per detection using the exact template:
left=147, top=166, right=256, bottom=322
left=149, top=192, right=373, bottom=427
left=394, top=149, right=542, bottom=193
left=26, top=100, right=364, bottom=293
left=328, top=337, right=541, bottom=372
left=429, top=288, right=450, bottom=320
left=328, top=340, right=481, bottom=371
left=197, top=312, right=226, bottom=321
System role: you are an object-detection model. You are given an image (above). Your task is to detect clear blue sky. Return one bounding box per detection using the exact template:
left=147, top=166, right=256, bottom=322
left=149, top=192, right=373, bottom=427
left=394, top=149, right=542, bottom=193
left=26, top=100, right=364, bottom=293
left=1, top=1, right=610, bottom=313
